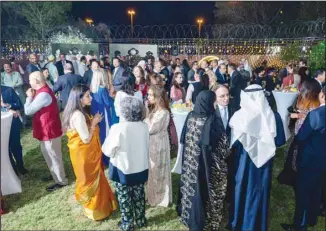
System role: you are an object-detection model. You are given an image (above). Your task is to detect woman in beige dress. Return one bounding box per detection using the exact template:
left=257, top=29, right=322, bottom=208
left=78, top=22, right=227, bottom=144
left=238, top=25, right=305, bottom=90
left=144, top=86, right=172, bottom=207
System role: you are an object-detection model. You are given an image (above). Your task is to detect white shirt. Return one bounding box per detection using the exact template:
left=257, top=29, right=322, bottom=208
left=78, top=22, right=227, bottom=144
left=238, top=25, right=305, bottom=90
left=113, top=67, right=118, bottom=77
left=218, top=104, right=229, bottom=129
left=24, top=92, right=52, bottom=116
left=315, top=78, right=323, bottom=87
left=69, top=110, right=90, bottom=143
left=102, top=121, right=149, bottom=175
left=78, top=62, right=88, bottom=77
left=114, top=91, right=143, bottom=118
left=213, top=67, right=218, bottom=73
left=185, top=84, right=194, bottom=102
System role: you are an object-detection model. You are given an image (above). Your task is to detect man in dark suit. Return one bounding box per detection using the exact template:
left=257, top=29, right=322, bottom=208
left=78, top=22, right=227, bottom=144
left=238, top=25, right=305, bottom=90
left=153, top=59, right=170, bottom=92
left=214, top=85, right=234, bottom=139
left=238, top=63, right=251, bottom=87
left=83, top=59, right=99, bottom=86
left=26, top=53, right=41, bottom=75
left=112, top=57, right=125, bottom=91
left=313, top=68, right=325, bottom=88
left=281, top=86, right=326, bottom=231
left=55, top=53, right=74, bottom=76
left=214, top=85, right=235, bottom=206
left=265, top=68, right=281, bottom=92
left=187, top=61, right=198, bottom=83
left=228, top=63, right=246, bottom=110
left=160, top=61, right=171, bottom=92
left=53, top=63, right=82, bottom=109
left=211, top=59, right=219, bottom=78
left=216, top=63, right=228, bottom=85
left=253, top=66, right=266, bottom=88
left=1, top=85, right=28, bottom=175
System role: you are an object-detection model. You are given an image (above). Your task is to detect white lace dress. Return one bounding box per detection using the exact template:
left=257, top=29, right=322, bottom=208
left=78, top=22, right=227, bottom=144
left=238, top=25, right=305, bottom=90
left=144, top=109, right=172, bottom=207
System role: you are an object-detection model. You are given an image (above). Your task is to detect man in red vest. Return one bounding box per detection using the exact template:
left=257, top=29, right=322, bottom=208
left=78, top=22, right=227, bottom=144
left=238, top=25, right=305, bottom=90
left=24, top=71, right=68, bottom=192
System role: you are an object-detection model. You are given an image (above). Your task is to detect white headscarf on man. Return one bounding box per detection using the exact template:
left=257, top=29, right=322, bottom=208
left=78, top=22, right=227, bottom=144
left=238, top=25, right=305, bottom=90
left=229, top=84, right=277, bottom=168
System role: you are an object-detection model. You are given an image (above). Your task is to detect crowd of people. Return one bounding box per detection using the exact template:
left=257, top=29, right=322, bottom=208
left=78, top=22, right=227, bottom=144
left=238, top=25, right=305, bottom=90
left=1, top=53, right=325, bottom=231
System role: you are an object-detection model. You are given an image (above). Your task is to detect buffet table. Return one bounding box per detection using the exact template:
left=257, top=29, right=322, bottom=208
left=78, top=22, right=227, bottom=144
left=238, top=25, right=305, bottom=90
left=171, top=108, right=189, bottom=174
left=272, top=90, right=299, bottom=141
left=1, top=111, right=22, bottom=195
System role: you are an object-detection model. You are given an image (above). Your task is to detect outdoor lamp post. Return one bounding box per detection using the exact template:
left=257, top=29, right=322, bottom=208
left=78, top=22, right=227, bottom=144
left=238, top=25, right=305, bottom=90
left=197, top=18, right=204, bottom=38
left=85, top=18, right=93, bottom=26
left=128, top=10, right=136, bottom=36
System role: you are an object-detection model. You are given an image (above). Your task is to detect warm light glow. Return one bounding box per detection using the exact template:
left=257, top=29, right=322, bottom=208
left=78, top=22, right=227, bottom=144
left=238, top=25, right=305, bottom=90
left=128, top=10, right=136, bottom=15
left=85, top=18, right=93, bottom=25
left=197, top=18, right=204, bottom=24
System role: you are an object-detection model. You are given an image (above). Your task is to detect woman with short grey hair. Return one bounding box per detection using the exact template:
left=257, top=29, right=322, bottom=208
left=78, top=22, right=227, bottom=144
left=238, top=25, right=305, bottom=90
left=102, top=97, right=149, bottom=231
left=120, top=96, right=145, bottom=122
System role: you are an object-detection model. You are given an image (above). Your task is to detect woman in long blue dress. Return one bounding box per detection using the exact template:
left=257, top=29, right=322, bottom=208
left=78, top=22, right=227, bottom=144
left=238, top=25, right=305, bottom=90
left=228, top=84, right=286, bottom=231
left=90, top=69, right=118, bottom=166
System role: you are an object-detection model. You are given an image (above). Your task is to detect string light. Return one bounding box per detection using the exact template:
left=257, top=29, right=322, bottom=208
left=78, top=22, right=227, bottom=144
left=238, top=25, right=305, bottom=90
left=1, top=38, right=323, bottom=69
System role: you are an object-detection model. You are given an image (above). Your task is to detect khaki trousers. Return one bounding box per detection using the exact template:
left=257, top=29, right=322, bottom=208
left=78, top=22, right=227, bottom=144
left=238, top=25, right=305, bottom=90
left=40, top=137, right=68, bottom=185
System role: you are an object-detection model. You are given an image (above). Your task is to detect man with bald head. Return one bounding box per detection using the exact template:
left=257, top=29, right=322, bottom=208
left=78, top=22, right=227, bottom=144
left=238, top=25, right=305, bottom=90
left=53, top=63, right=82, bottom=109
left=24, top=71, right=68, bottom=191
left=214, top=84, right=236, bottom=207
left=26, top=54, right=41, bottom=75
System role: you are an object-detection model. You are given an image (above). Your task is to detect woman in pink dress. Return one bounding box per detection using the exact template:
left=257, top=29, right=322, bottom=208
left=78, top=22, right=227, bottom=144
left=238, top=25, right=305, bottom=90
left=133, top=66, right=148, bottom=98
left=170, top=72, right=186, bottom=103
left=282, top=64, right=295, bottom=88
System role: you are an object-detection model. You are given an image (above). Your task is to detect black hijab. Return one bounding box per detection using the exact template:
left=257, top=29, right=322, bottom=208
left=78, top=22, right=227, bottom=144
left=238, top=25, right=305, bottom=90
left=193, top=90, right=216, bottom=117
left=178, top=92, right=223, bottom=223
left=181, top=90, right=222, bottom=149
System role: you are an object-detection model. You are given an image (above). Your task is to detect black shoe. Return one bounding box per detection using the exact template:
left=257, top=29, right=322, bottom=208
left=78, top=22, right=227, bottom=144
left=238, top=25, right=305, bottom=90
left=319, top=208, right=326, bottom=217
left=280, top=223, right=296, bottom=231
left=17, top=166, right=28, bottom=175
left=41, top=176, right=53, bottom=182
left=46, top=183, right=66, bottom=192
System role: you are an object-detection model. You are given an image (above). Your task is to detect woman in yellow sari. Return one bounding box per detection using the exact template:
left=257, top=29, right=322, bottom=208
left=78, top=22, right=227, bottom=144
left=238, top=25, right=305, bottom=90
left=62, top=84, right=117, bottom=221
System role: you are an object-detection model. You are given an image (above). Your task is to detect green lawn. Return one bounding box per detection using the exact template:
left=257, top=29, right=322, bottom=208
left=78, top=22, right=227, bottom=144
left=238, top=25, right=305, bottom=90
left=1, top=128, right=325, bottom=230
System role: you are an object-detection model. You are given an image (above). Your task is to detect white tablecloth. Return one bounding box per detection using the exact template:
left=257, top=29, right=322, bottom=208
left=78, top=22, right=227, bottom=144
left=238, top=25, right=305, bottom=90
left=1, top=112, right=22, bottom=195
left=272, top=91, right=299, bottom=141
left=171, top=109, right=189, bottom=174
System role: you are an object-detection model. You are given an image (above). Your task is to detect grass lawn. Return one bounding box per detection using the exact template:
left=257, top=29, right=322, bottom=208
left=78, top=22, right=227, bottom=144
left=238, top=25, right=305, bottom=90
left=1, top=127, right=325, bottom=230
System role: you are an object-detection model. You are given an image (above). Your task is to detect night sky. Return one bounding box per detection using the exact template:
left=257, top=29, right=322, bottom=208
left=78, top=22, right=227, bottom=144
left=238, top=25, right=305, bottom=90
left=71, top=1, right=215, bottom=25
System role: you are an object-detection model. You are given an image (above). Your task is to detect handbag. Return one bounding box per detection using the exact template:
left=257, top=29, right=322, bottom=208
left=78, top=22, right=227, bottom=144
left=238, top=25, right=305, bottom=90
left=287, top=105, right=298, bottom=132
left=168, top=113, right=178, bottom=155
